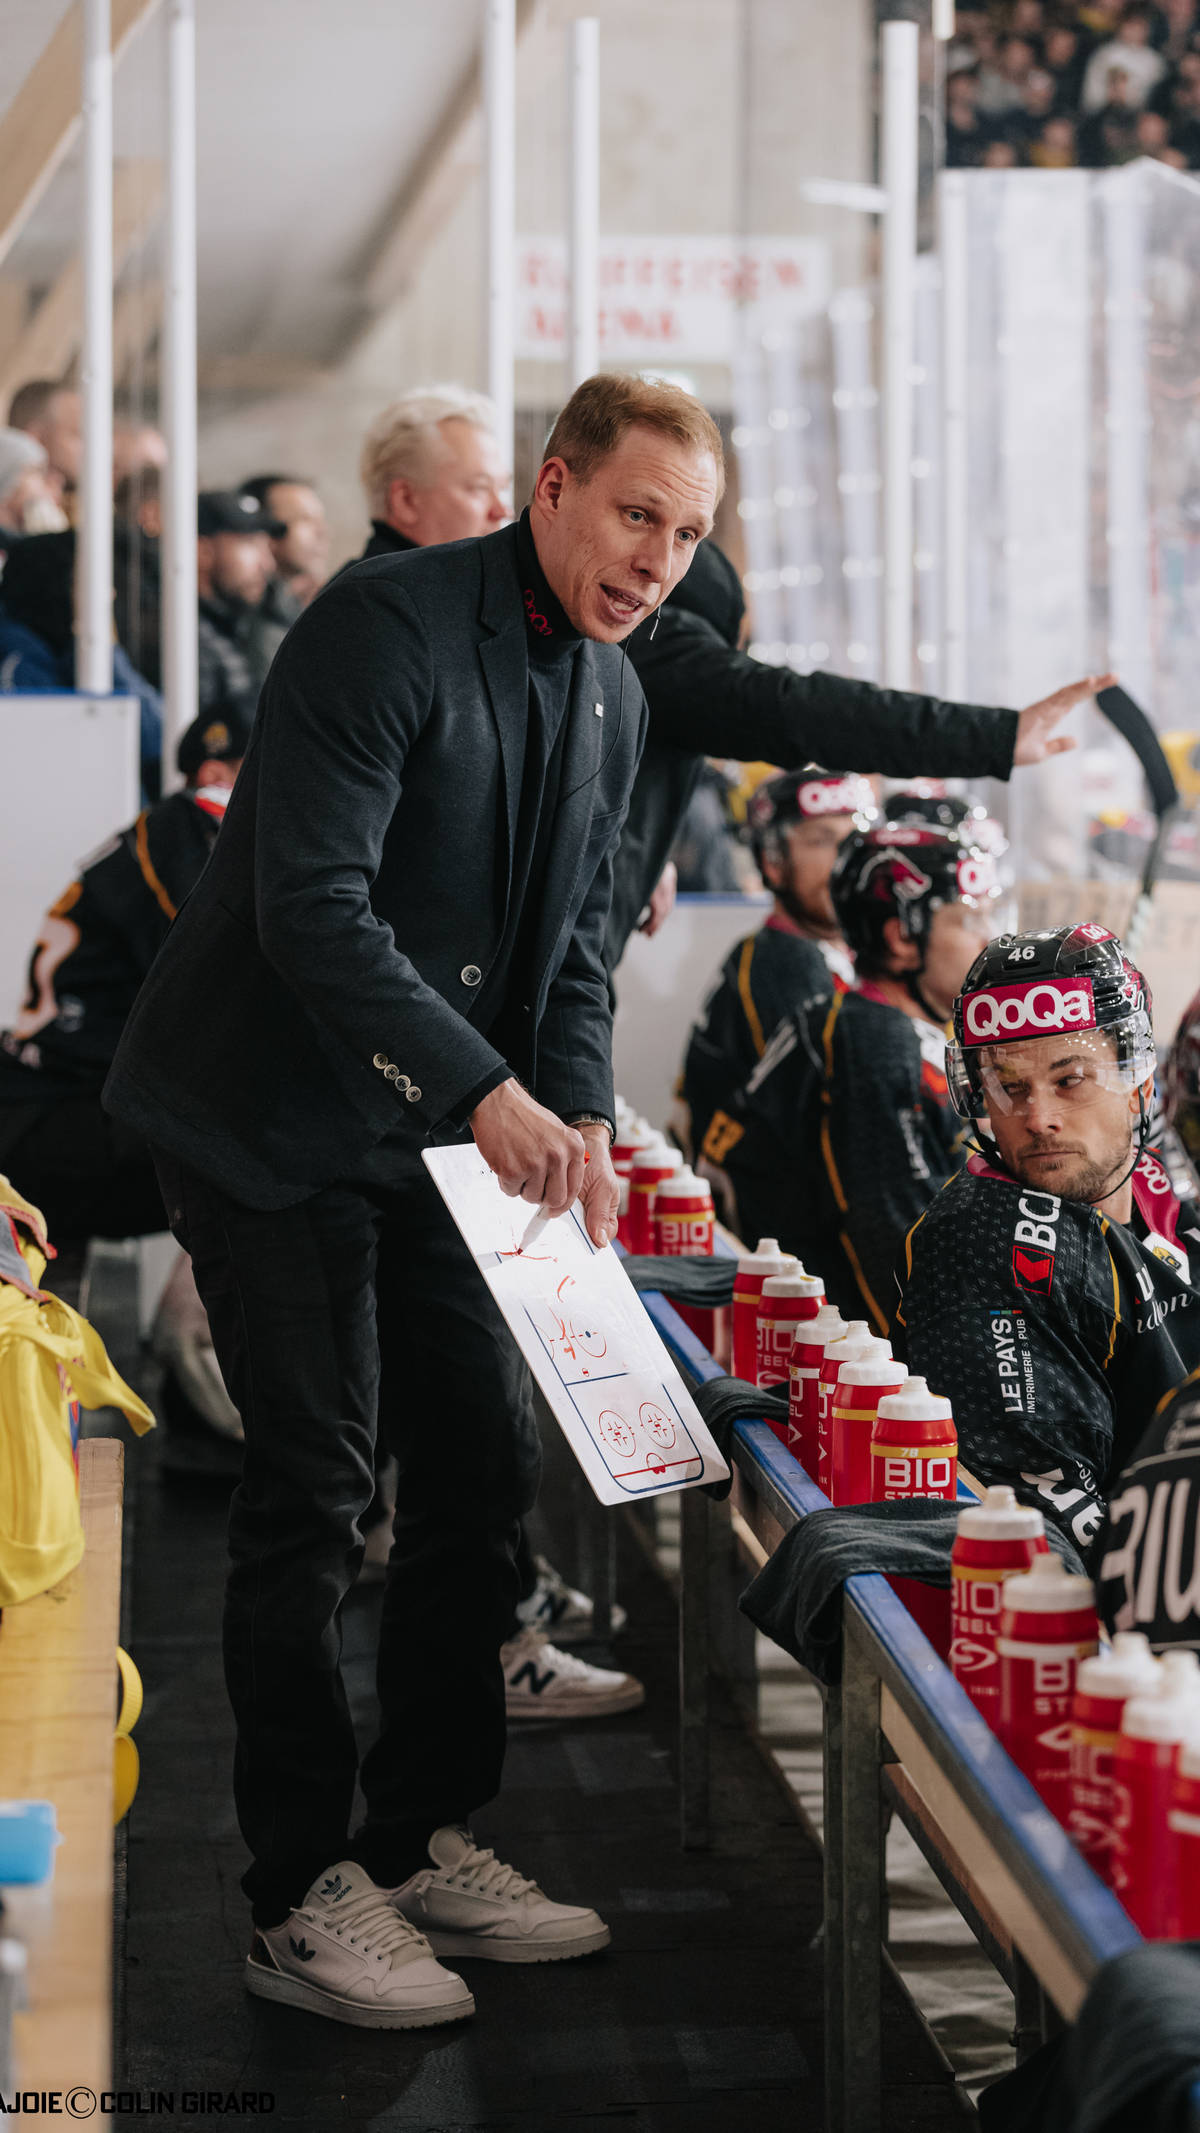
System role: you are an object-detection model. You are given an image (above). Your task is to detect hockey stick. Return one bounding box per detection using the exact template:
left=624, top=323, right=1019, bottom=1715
left=1095, top=684, right=1180, bottom=960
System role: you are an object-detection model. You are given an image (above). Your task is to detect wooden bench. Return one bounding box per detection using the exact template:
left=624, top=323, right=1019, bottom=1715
left=0, top=1437, right=123, bottom=2094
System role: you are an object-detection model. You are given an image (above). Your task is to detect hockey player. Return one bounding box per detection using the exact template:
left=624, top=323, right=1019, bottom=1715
left=898, top=924, right=1200, bottom=1557
left=706, top=808, right=1001, bottom=1328
left=678, top=766, right=873, bottom=1161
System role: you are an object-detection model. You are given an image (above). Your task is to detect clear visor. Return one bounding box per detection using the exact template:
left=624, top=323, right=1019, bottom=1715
left=945, top=1017, right=1156, bottom=1121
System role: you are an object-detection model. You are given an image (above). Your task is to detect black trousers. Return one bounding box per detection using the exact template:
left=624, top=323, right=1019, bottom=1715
left=153, top=1145, right=540, bottom=1927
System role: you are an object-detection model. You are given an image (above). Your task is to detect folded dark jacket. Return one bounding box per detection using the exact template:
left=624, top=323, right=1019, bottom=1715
left=622, top=1255, right=737, bottom=1306
left=691, top=1373, right=789, bottom=1500
left=740, top=1500, right=1085, bottom=1686
left=978, top=1942, right=1200, bottom=2133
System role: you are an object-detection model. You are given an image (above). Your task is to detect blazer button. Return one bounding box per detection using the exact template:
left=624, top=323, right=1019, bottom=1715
left=461, top=964, right=482, bottom=987
left=373, top=1052, right=389, bottom=1070
left=384, top=1064, right=400, bottom=1080
left=397, top=1074, right=411, bottom=1090
left=405, top=1085, right=422, bottom=1103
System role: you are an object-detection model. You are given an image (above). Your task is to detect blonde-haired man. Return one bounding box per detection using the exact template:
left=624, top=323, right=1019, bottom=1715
left=356, top=384, right=510, bottom=559
left=107, top=370, right=721, bottom=2031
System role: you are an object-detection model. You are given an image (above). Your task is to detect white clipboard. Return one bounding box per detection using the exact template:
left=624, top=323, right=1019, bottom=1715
left=422, top=1143, right=729, bottom=1506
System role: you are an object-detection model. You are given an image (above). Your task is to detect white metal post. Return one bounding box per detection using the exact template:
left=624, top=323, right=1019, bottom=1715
left=881, top=18, right=919, bottom=691
left=939, top=170, right=969, bottom=699
left=78, top=0, right=113, bottom=694
left=484, top=0, right=516, bottom=471
left=1103, top=166, right=1152, bottom=708
left=568, top=16, right=599, bottom=391
left=162, top=0, right=198, bottom=790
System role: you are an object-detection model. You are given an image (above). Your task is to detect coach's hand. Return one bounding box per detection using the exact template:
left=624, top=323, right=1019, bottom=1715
left=1013, top=671, right=1116, bottom=765
left=471, top=1079, right=587, bottom=1217
left=574, top=1121, right=621, bottom=1251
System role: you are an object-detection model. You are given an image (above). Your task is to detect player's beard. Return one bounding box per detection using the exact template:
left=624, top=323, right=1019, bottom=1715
left=1013, top=1124, right=1134, bottom=1205
left=775, top=881, right=840, bottom=939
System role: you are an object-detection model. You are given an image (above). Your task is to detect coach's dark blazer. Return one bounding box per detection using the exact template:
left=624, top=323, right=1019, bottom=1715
left=104, top=524, right=647, bottom=1209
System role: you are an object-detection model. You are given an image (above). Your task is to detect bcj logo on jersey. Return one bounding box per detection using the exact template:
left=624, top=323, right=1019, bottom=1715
left=962, top=976, right=1096, bottom=1046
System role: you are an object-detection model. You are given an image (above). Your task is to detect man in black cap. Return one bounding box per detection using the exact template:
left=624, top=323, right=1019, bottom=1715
left=196, top=490, right=285, bottom=717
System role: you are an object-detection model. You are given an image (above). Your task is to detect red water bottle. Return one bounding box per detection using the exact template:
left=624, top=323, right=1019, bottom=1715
left=1168, top=1727, right=1200, bottom=1937
left=1068, top=1635, right=1159, bottom=1886
left=755, top=1270, right=825, bottom=1400
left=830, top=1351, right=908, bottom=1507
left=870, top=1376, right=958, bottom=1658
left=816, top=1323, right=872, bottom=1497
left=1112, top=1651, right=1199, bottom=1936
left=998, top=1557, right=1099, bottom=1823
left=628, top=1143, right=681, bottom=1256
left=732, top=1239, right=798, bottom=1382
left=788, top=1304, right=846, bottom=1474
left=870, top=1378, right=957, bottom=1502
left=951, top=1488, right=1048, bottom=1723
left=653, top=1167, right=718, bottom=1352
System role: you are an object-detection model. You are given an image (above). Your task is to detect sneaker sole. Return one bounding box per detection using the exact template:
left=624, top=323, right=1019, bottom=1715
left=423, top=1922, right=612, bottom=1964
left=244, top=1957, right=475, bottom=2028
left=505, top=1683, right=646, bottom=1720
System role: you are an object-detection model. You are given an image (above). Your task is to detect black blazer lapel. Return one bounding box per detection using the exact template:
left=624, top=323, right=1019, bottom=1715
left=477, top=529, right=528, bottom=892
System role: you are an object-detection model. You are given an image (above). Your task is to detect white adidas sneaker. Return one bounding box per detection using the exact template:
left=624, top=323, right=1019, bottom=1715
left=388, top=1826, right=610, bottom=1964
left=245, top=1860, right=474, bottom=2029
left=514, top=1554, right=628, bottom=1644
left=500, top=1627, right=645, bottom=1719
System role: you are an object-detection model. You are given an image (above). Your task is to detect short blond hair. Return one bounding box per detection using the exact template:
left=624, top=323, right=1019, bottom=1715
left=359, top=385, right=499, bottom=514
left=543, top=373, right=725, bottom=501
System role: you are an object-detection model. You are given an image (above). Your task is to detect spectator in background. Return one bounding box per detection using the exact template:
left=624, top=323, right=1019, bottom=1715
left=977, top=35, right=1039, bottom=116
left=1148, top=49, right=1200, bottom=159
left=113, top=464, right=163, bottom=697
left=354, top=384, right=510, bottom=563
left=0, top=529, right=162, bottom=794
left=195, top=489, right=282, bottom=717
left=1082, top=6, right=1168, bottom=109
left=1080, top=66, right=1142, bottom=162
left=981, top=136, right=1022, bottom=165
left=1044, top=24, right=1089, bottom=106
left=1030, top=112, right=1080, bottom=164
left=1154, top=0, right=1200, bottom=64
left=6, top=381, right=83, bottom=505
left=1002, top=67, right=1065, bottom=152
left=0, top=429, right=67, bottom=561
left=946, top=68, right=1002, bottom=164
left=237, top=473, right=330, bottom=693
left=112, top=415, right=167, bottom=493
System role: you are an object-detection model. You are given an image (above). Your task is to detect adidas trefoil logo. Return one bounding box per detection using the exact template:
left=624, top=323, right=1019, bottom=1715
left=289, top=1935, right=317, bottom=1962
left=319, top=1871, right=351, bottom=1903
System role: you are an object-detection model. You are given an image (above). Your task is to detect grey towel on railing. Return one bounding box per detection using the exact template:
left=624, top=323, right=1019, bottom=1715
left=690, top=1374, right=790, bottom=1501
left=739, top=1500, right=1085, bottom=1686
left=978, top=1941, right=1200, bottom=2133
left=621, top=1254, right=738, bottom=1305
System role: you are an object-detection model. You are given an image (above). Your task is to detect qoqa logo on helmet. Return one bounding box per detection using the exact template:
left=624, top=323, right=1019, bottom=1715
left=963, top=976, right=1096, bottom=1045
left=957, top=852, right=997, bottom=900
left=799, top=778, right=868, bottom=817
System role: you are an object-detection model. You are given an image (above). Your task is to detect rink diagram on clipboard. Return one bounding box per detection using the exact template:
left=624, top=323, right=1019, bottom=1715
left=421, top=1145, right=727, bottom=1505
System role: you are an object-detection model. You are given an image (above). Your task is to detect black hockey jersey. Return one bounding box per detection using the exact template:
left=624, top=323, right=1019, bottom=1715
left=1095, top=1368, right=1200, bottom=1649
left=0, top=789, right=224, bottom=1099
left=897, top=1150, right=1200, bottom=1559
left=708, top=982, right=965, bottom=1331
left=679, top=918, right=852, bottom=1163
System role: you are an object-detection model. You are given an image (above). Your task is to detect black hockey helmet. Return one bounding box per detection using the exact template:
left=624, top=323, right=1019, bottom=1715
left=946, top=922, right=1155, bottom=1121
left=886, top=788, right=1008, bottom=855
left=830, top=815, right=1003, bottom=968
left=745, top=766, right=876, bottom=864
